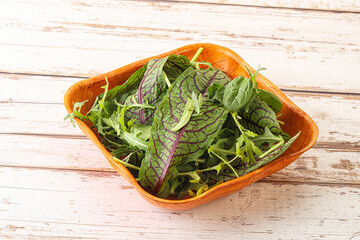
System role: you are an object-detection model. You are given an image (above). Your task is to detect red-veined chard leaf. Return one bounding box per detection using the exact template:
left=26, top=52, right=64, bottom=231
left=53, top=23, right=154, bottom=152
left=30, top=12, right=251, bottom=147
left=126, top=55, right=192, bottom=125
left=239, top=97, right=290, bottom=140
left=206, top=131, right=300, bottom=183
left=139, top=67, right=231, bottom=198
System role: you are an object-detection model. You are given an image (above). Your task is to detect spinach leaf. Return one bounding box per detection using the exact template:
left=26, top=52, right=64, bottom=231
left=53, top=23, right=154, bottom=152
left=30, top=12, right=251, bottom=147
left=223, top=76, right=253, bottom=111
left=139, top=67, right=230, bottom=198
left=257, top=89, right=283, bottom=113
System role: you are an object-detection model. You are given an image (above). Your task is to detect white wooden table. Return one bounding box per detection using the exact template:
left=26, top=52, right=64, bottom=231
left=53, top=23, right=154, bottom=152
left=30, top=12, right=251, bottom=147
left=1, top=1, right=360, bottom=239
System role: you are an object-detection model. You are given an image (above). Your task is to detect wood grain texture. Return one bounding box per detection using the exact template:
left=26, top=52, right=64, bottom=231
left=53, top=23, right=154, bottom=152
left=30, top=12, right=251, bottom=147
left=1, top=74, right=359, bottom=143
left=1, top=0, right=359, bottom=237
left=170, top=0, right=360, bottom=12
left=1, top=134, right=359, bottom=184
left=0, top=0, right=359, bottom=92
left=0, top=167, right=359, bottom=239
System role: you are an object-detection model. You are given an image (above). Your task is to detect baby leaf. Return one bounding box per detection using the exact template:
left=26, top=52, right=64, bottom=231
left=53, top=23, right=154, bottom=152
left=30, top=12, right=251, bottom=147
left=223, top=76, right=254, bottom=111
left=170, top=97, right=195, bottom=132
left=207, top=83, right=225, bottom=103
left=206, top=131, right=300, bottom=183
left=239, top=98, right=290, bottom=140
left=252, top=126, right=283, bottom=147
left=139, top=67, right=230, bottom=198
left=257, top=89, right=283, bottom=113
left=103, top=63, right=148, bottom=102
left=127, top=55, right=192, bottom=125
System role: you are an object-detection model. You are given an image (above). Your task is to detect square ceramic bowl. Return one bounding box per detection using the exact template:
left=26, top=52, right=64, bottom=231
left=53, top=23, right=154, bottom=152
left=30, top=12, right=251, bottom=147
left=64, top=43, right=319, bottom=210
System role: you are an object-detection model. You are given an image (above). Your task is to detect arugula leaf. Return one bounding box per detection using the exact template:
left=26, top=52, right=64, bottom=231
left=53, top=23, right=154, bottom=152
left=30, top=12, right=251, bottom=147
left=206, top=131, right=300, bottom=183
left=139, top=67, right=230, bottom=198
left=64, top=100, right=88, bottom=127
left=252, top=126, right=283, bottom=148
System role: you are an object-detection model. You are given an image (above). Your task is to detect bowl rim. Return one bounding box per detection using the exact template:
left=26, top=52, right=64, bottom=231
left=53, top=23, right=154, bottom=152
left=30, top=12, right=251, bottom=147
left=64, top=43, right=319, bottom=207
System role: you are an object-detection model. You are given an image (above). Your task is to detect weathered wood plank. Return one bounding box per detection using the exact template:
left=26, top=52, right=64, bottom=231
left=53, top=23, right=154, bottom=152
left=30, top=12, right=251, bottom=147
left=1, top=133, right=359, bottom=184
left=172, top=0, right=360, bottom=12
left=2, top=76, right=359, bottom=144
left=0, top=1, right=359, bottom=92
left=0, top=167, right=359, bottom=239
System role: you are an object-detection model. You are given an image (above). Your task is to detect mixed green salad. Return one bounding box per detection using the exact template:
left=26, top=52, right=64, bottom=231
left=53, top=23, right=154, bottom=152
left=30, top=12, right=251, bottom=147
left=65, top=48, right=300, bottom=199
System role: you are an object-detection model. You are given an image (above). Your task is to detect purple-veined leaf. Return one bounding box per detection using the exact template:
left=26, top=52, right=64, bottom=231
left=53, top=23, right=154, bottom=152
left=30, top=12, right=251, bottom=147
left=239, top=97, right=290, bottom=140
left=126, top=55, right=192, bottom=124
left=139, top=67, right=231, bottom=198
left=206, top=131, right=300, bottom=183
left=103, top=63, right=148, bottom=102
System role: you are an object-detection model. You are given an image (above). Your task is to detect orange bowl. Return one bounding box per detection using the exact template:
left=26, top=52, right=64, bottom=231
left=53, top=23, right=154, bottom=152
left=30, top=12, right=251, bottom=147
left=64, top=43, right=319, bottom=210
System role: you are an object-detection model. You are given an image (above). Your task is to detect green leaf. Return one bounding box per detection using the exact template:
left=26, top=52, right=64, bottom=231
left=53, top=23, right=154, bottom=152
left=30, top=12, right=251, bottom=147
left=127, top=55, right=193, bottom=125
left=104, top=63, right=148, bottom=102
left=257, top=89, right=283, bottom=113
left=64, top=100, right=88, bottom=127
left=139, top=68, right=230, bottom=198
left=223, top=76, right=254, bottom=111
left=191, top=92, right=203, bottom=115
left=170, top=97, right=195, bottom=132
left=239, top=98, right=290, bottom=140
left=252, top=126, right=284, bottom=147
left=206, top=131, right=300, bottom=183
left=207, top=83, right=225, bottom=103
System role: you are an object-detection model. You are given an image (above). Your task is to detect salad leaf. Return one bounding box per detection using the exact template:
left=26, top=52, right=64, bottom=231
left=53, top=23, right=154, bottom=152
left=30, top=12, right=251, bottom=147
left=126, top=55, right=192, bottom=125
left=206, top=131, right=300, bottom=182
left=257, top=89, right=283, bottom=114
left=66, top=48, right=299, bottom=200
left=223, top=76, right=253, bottom=111
left=238, top=97, right=290, bottom=140
left=100, top=63, right=148, bottom=103
left=139, top=67, right=230, bottom=198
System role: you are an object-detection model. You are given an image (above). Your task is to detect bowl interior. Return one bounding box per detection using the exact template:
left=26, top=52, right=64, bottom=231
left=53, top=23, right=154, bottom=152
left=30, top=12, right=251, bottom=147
left=64, top=43, right=318, bottom=210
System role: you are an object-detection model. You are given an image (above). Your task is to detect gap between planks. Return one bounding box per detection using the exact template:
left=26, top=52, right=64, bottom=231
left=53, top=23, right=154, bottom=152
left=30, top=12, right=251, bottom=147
left=0, top=164, right=359, bottom=187
left=0, top=132, right=359, bottom=152
left=1, top=71, right=359, bottom=97
left=137, top=0, right=360, bottom=14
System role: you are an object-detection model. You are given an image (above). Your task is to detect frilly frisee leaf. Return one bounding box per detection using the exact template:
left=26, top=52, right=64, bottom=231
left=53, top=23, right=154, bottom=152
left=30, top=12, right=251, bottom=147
left=126, top=55, right=193, bottom=125
left=238, top=97, right=290, bottom=140
left=139, top=67, right=231, bottom=198
left=206, top=131, right=301, bottom=183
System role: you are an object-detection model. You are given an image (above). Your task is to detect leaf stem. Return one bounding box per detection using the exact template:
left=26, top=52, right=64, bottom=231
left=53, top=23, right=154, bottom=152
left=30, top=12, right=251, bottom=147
left=211, top=151, right=239, bottom=178
left=163, top=71, right=172, bottom=88
left=190, top=47, right=204, bottom=63
left=113, top=156, right=140, bottom=170
left=259, top=140, right=284, bottom=158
